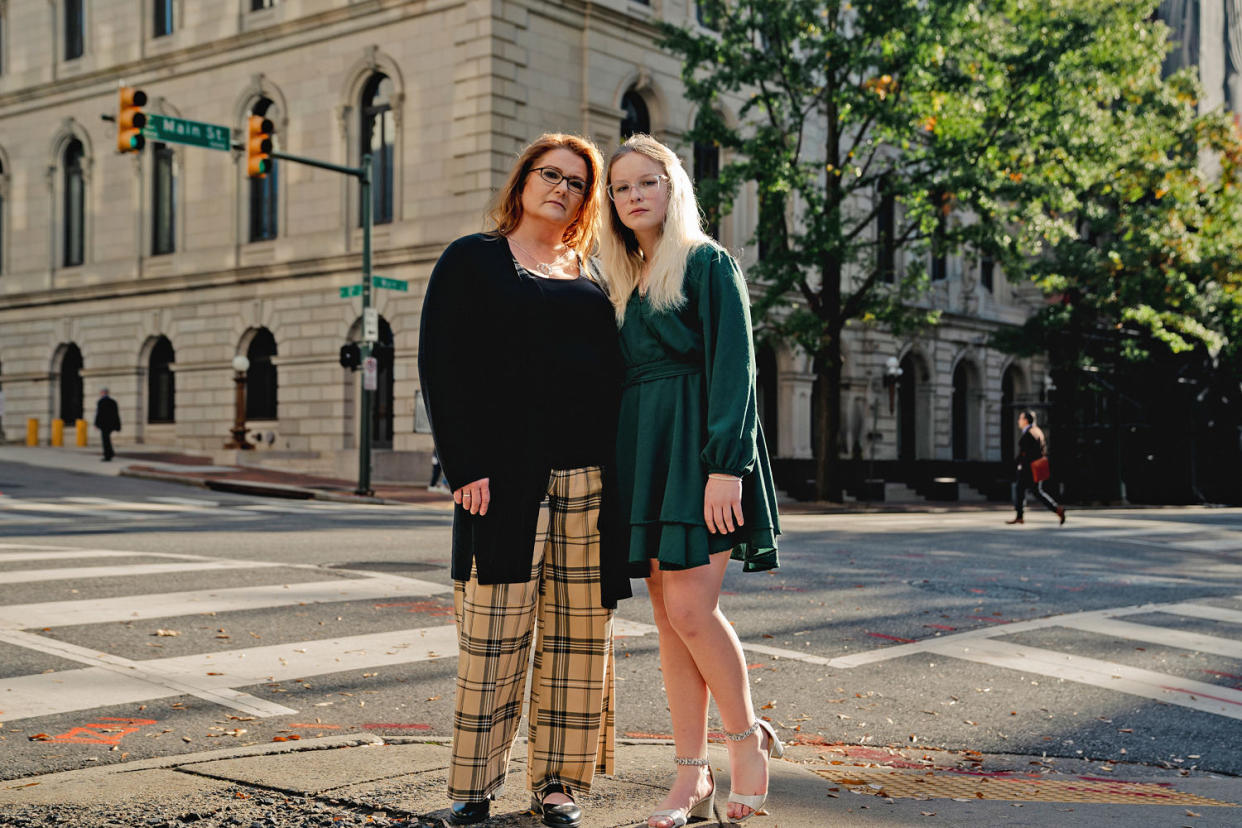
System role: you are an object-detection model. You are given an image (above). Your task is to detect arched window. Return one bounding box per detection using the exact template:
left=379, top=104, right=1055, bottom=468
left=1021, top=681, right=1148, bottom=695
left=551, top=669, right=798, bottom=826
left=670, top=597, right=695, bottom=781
left=360, top=74, right=395, bottom=226
left=620, top=90, right=650, bottom=139
left=952, top=362, right=971, bottom=461
left=245, top=328, right=278, bottom=420
left=692, top=112, right=720, bottom=239
left=65, top=0, right=84, bottom=61
left=148, top=337, right=175, bottom=423
left=1001, top=366, right=1018, bottom=463
left=153, top=0, right=174, bottom=37
left=152, top=142, right=176, bottom=255
left=63, top=139, right=85, bottom=267
left=0, top=158, right=6, bottom=276
left=898, top=354, right=917, bottom=462
left=59, top=344, right=84, bottom=423
left=372, top=318, right=395, bottom=448
left=249, top=98, right=278, bottom=242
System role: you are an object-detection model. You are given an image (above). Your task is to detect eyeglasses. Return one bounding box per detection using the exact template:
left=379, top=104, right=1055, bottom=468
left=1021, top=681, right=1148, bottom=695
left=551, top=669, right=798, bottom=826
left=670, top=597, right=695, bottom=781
left=530, top=166, right=588, bottom=197
left=607, top=174, right=668, bottom=202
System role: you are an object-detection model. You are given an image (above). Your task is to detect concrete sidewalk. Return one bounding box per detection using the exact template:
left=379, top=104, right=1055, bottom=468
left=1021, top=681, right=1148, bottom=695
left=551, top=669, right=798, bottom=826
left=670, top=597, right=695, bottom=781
left=1, top=734, right=1239, bottom=827
left=0, top=444, right=453, bottom=507
left=0, top=444, right=1012, bottom=514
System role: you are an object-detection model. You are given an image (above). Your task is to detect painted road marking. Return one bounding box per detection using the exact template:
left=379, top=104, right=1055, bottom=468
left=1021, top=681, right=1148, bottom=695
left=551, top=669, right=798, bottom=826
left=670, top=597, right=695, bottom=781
left=0, top=559, right=282, bottom=585
left=1064, top=616, right=1242, bottom=660
left=0, top=549, right=141, bottom=563
left=0, top=625, right=457, bottom=722
left=60, top=497, right=246, bottom=514
left=828, top=594, right=1242, bottom=721
left=1163, top=602, right=1242, bottom=626
left=0, top=628, right=295, bottom=719
left=0, top=573, right=451, bottom=630
left=0, top=500, right=133, bottom=520
left=924, top=638, right=1242, bottom=721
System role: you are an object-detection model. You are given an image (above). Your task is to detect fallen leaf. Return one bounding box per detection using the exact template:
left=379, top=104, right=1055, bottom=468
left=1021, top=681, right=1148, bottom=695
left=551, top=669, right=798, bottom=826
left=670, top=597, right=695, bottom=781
left=152, top=629, right=179, bottom=637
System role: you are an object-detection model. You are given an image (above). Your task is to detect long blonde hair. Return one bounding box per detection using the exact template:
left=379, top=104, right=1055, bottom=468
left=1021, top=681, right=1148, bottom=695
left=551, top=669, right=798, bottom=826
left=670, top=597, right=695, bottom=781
left=488, top=133, right=605, bottom=254
left=598, top=134, right=717, bottom=324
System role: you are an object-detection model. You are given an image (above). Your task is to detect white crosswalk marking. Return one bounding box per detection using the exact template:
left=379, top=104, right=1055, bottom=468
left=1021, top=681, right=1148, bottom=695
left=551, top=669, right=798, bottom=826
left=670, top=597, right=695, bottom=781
left=0, top=542, right=462, bottom=723
left=0, top=573, right=451, bottom=630
left=0, top=559, right=281, bottom=584
left=829, top=593, right=1242, bottom=721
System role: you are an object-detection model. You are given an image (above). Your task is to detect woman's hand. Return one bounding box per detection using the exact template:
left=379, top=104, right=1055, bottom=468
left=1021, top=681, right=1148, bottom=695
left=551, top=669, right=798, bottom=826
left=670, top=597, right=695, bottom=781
left=704, top=474, right=744, bottom=534
left=454, top=478, right=491, bottom=516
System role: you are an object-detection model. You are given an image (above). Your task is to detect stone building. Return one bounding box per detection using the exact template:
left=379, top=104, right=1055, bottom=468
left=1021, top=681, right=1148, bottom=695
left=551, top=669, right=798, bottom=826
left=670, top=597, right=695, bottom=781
left=0, top=0, right=1047, bottom=495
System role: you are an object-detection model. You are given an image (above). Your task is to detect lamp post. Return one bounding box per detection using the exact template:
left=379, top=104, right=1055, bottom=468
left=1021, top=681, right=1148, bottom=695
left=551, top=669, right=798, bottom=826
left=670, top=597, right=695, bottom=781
left=225, top=355, right=254, bottom=450
left=865, top=356, right=904, bottom=500
left=884, top=356, right=903, bottom=414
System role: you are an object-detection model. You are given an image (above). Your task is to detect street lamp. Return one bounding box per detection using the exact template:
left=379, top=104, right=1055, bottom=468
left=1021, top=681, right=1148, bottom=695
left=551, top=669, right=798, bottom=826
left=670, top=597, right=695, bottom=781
left=884, top=356, right=904, bottom=413
left=225, top=355, right=254, bottom=450
left=866, top=355, right=904, bottom=500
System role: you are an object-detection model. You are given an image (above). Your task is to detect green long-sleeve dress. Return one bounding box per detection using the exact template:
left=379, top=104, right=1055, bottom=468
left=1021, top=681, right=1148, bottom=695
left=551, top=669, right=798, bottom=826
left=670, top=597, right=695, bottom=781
left=616, top=243, right=780, bottom=573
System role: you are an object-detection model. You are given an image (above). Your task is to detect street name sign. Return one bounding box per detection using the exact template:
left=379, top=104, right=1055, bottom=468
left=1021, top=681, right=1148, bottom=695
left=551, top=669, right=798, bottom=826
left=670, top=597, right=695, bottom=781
left=339, top=285, right=363, bottom=298
left=144, top=115, right=231, bottom=152
left=373, top=276, right=409, bottom=292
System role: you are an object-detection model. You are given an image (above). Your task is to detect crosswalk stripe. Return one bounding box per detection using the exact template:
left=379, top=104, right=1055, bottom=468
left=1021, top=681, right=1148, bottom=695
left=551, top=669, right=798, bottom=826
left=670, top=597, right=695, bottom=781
left=60, top=497, right=233, bottom=513
left=0, top=559, right=282, bottom=585
left=1161, top=602, right=1242, bottom=625
left=0, top=549, right=139, bottom=563
left=0, top=625, right=459, bottom=722
left=0, top=573, right=451, bottom=630
left=0, top=628, right=296, bottom=720
left=924, top=638, right=1242, bottom=721
left=1063, top=616, right=1242, bottom=659
left=0, top=500, right=133, bottom=520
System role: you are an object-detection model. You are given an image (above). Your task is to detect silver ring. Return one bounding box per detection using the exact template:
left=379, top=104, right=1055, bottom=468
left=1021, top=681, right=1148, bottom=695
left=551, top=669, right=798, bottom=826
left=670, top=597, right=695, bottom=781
left=462, top=493, right=472, bottom=499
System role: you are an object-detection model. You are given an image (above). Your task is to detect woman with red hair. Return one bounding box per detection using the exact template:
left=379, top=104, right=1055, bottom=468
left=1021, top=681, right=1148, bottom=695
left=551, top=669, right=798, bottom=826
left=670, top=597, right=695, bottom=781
left=419, top=134, right=630, bottom=828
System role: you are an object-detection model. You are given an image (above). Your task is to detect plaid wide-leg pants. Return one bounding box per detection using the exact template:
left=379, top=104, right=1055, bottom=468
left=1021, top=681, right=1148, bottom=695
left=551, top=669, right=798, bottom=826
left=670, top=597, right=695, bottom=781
left=448, top=466, right=616, bottom=803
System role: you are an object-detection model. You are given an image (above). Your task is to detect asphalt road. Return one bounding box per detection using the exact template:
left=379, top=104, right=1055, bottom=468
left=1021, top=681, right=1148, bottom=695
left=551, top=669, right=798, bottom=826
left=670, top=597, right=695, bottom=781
left=2, top=461, right=1241, bottom=789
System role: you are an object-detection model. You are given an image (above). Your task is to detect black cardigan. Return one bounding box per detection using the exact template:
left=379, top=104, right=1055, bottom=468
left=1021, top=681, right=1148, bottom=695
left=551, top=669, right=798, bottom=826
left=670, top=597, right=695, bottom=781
left=418, top=233, right=632, bottom=608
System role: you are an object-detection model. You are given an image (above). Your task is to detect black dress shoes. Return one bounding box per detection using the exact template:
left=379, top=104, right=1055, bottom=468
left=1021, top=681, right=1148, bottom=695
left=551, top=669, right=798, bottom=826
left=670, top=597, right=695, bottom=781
left=531, top=783, right=582, bottom=828
left=447, top=798, right=491, bottom=825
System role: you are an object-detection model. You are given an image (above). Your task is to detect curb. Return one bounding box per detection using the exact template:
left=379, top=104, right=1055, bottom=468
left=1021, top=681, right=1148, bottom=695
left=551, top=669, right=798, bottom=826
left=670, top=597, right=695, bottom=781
left=118, top=467, right=413, bottom=506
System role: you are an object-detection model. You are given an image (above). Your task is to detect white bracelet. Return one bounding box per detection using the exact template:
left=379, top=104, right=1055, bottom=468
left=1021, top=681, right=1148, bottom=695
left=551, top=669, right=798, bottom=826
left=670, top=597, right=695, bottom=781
left=708, top=473, right=741, bottom=482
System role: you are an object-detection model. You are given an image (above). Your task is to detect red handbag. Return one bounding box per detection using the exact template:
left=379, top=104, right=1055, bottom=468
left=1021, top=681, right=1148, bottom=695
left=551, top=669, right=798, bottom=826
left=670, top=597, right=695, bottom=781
left=1030, top=457, right=1051, bottom=483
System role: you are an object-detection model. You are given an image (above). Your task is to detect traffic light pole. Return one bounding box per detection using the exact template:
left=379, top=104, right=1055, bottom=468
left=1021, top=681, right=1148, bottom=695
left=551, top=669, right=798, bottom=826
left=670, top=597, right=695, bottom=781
left=265, top=149, right=375, bottom=496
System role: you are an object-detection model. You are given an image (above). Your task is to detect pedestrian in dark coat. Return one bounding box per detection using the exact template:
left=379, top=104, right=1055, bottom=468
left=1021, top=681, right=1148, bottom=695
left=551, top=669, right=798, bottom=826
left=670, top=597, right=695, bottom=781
left=418, top=133, right=630, bottom=828
left=93, top=389, right=121, bottom=462
left=1007, top=409, right=1065, bottom=525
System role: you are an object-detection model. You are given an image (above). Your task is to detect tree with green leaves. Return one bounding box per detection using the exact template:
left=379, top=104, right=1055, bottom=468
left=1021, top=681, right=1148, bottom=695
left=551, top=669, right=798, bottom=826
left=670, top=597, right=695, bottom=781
left=661, top=0, right=1233, bottom=501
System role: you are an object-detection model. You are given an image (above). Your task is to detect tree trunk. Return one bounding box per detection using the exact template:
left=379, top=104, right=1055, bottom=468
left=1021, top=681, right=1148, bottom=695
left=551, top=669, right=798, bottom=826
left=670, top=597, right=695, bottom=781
left=814, top=336, right=845, bottom=502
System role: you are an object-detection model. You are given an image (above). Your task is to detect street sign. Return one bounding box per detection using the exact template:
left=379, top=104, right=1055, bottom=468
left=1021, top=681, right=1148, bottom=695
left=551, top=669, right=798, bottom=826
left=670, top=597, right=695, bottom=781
left=373, top=276, right=408, bottom=292
left=143, top=114, right=231, bottom=151
left=362, top=357, right=378, bottom=391
left=363, top=308, right=379, bottom=343
left=339, top=277, right=407, bottom=298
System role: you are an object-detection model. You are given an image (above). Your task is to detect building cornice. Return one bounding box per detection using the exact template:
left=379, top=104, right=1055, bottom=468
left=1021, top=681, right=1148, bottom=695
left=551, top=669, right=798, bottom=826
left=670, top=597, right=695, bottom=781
left=0, top=244, right=442, bottom=312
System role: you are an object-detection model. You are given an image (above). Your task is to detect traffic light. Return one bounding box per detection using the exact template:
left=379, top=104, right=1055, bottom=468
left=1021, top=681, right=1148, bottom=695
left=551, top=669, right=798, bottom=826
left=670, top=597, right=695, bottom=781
left=117, top=87, right=147, bottom=153
left=247, top=115, right=273, bottom=178
left=339, top=343, right=361, bottom=371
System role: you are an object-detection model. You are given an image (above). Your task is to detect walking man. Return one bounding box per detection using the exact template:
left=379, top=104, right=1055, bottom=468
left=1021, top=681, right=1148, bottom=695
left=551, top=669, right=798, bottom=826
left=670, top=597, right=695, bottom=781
left=94, top=389, right=121, bottom=462
left=1007, top=409, right=1065, bottom=525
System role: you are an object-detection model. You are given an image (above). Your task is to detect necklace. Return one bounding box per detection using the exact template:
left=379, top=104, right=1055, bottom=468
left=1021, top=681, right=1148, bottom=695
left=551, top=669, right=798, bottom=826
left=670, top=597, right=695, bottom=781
left=507, top=235, right=568, bottom=277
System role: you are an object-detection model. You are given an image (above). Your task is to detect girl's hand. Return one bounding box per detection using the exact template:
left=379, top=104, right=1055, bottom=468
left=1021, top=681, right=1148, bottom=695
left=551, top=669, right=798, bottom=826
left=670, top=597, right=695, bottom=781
left=454, top=478, right=491, bottom=516
left=704, top=474, right=744, bottom=534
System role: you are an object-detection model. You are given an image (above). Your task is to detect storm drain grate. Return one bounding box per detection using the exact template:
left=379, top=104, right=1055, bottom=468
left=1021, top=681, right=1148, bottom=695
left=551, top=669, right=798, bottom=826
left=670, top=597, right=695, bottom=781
left=814, top=767, right=1237, bottom=807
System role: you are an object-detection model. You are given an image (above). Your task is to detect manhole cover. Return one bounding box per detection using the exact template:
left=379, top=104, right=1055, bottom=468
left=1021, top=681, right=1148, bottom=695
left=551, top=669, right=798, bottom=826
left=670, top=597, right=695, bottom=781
left=327, top=561, right=442, bottom=574
left=909, top=579, right=1041, bottom=602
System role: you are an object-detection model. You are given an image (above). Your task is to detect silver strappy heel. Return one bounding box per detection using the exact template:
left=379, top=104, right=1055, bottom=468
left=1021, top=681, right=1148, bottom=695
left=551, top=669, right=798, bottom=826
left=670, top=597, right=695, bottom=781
left=647, top=756, right=717, bottom=827
left=725, top=719, right=785, bottom=820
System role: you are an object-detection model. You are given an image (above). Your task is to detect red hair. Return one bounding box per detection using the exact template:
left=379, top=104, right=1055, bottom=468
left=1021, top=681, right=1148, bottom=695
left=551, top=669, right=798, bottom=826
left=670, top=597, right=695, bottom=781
left=488, top=133, right=605, bottom=253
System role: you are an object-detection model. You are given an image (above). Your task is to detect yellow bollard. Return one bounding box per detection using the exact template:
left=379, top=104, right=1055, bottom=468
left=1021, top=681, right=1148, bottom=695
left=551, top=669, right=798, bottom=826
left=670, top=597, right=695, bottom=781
left=75, top=419, right=88, bottom=447
left=26, top=418, right=38, bottom=446
left=51, top=418, right=64, bottom=447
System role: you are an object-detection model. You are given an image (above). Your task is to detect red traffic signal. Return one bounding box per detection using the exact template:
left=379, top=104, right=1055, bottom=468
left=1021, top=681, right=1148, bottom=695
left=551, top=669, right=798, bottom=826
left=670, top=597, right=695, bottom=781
left=117, top=87, right=147, bottom=153
left=247, top=115, right=273, bottom=178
